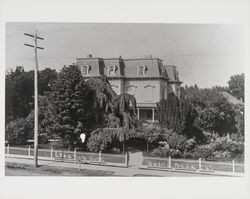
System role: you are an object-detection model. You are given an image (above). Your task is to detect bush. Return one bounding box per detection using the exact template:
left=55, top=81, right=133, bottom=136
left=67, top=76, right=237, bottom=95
left=161, top=130, right=187, bottom=152
left=110, top=147, right=121, bottom=154
left=186, top=132, right=244, bottom=161
left=6, top=118, right=30, bottom=145
left=151, top=144, right=182, bottom=158
left=190, top=145, right=214, bottom=159
left=87, top=129, right=112, bottom=152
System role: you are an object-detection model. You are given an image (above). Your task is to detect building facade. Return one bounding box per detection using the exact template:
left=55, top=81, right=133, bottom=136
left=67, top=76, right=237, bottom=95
left=76, top=55, right=182, bottom=121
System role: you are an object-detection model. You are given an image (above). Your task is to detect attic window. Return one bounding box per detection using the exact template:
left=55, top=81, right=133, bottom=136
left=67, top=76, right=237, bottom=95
left=137, top=65, right=146, bottom=76
left=82, top=65, right=90, bottom=76
left=108, top=65, right=117, bottom=76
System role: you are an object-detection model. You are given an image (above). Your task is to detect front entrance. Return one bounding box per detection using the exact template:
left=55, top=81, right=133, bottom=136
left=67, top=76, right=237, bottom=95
left=137, top=108, right=157, bottom=122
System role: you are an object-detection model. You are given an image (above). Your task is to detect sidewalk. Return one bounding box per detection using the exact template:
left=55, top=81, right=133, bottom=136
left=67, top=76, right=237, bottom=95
left=5, top=155, right=243, bottom=177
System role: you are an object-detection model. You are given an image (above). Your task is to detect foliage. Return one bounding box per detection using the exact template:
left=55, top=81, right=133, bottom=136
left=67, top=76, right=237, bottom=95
left=86, top=76, right=138, bottom=129
left=195, top=99, right=237, bottom=136
left=137, top=123, right=162, bottom=152
left=87, top=128, right=113, bottom=152
left=161, top=130, right=188, bottom=152
left=5, top=67, right=58, bottom=123
left=182, top=82, right=241, bottom=136
left=186, top=132, right=244, bottom=161
left=48, top=64, right=94, bottom=149
left=6, top=118, right=31, bottom=145
left=233, top=104, right=244, bottom=136
left=38, top=95, right=58, bottom=139
left=38, top=68, right=57, bottom=95
left=5, top=110, right=49, bottom=145
left=86, top=76, right=117, bottom=125
left=5, top=69, right=34, bottom=122
left=228, top=73, right=244, bottom=102
left=151, top=147, right=182, bottom=158
left=188, top=145, right=214, bottom=159
left=156, top=93, right=198, bottom=138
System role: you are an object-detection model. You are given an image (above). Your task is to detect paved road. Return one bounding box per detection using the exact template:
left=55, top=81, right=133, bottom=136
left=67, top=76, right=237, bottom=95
left=5, top=156, right=214, bottom=177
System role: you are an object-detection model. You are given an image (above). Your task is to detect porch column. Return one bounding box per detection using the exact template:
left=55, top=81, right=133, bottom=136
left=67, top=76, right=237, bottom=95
left=152, top=108, right=155, bottom=122
left=137, top=108, right=140, bottom=120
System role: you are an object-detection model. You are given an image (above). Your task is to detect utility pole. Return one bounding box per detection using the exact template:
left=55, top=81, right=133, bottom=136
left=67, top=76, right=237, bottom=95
left=24, top=31, right=44, bottom=167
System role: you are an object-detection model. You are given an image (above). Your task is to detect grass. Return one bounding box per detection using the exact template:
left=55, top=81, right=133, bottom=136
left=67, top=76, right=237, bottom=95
left=5, top=162, right=114, bottom=176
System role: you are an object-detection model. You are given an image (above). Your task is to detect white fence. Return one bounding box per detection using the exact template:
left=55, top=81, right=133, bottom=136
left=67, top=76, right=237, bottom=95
left=5, top=145, right=127, bottom=167
left=5, top=145, right=244, bottom=175
left=141, top=156, right=244, bottom=174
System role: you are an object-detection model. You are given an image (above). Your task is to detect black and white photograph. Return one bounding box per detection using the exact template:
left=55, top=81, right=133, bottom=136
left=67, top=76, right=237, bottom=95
left=5, top=22, right=245, bottom=177
left=0, top=1, right=249, bottom=199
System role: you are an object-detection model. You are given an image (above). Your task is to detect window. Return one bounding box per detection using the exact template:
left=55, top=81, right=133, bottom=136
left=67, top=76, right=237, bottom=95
left=144, top=85, right=155, bottom=102
left=137, top=65, right=146, bottom=76
left=82, top=65, right=90, bottom=76
left=108, top=65, right=117, bottom=76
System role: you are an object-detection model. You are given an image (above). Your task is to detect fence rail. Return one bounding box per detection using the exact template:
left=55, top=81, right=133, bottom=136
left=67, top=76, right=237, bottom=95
left=5, top=145, right=127, bottom=167
left=141, top=156, right=244, bottom=174
left=5, top=145, right=244, bottom=175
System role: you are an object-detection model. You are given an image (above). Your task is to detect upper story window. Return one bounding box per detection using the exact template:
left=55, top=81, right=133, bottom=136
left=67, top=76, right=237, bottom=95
left=144, top=85, right=155, bottom=102
left=82, top=65, right=91, bottom=76
left=108, top=65, right=117, bottom=76
left=137, top=65, right=147, bottom=76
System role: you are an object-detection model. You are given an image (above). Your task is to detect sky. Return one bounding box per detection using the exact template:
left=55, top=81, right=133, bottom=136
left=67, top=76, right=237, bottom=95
left=5, top=22, right=244, bottom=88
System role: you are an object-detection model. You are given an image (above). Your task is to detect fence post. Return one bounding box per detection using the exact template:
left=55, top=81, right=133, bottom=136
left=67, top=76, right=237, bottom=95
left=232, top=160, right=235, bottom=173
left=198, top=158, right=202, bottom=171
left=28, top=145, right=31, bottom=157
left=78, top=160, right=81, bottom=171
left=168, top=156, right=171, bottom=168
left=7, top=144, right=10, bottom=155
left=51, top=147, right=53, bottom=159
left=74, top=148, right=76, bottom=160
left=125, top=152, right=129, bottom=167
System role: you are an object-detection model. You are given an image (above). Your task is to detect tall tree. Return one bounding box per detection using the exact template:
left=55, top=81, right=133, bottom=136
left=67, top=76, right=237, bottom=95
left=48, top=64, right=94, bottom=149
left=5, top=67, right=58, bottom=123
left=228, top=73, right=244, bottom=102
left=5, top=69, right=34, bottom=122
left=38, top=68, right=58, bottom=95
left=86, top=76, right=117, bottom=126
left=156, top=93, right=198, bottom=138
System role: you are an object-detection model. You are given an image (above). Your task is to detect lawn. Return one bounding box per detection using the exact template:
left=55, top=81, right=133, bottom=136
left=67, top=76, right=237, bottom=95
left=5, top=162, right=114, bottom=176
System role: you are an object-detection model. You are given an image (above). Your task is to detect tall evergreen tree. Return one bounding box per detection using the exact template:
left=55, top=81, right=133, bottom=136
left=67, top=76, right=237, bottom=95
left=49, top=64, right=94, bottom=149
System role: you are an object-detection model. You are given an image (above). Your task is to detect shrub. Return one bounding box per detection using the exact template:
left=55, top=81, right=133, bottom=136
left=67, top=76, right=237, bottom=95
left=151, top=147, right=170, bottom=157
left=87, top=129, right=112, bottom=152
left=161, top=130, right=188, bottom=152
left=6, top=118, right=30, bottom=145
left=191, top=145, right=214, bottom=159
left=151, top=147, right=183, bottom=158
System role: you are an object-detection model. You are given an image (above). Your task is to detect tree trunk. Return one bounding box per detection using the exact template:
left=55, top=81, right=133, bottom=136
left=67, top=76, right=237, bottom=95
left=146, top=140, right=149, bottom=153
left=123, top=141, right=125, bottom=153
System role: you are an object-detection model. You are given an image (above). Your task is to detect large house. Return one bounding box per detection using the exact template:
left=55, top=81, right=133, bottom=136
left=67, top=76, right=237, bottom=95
left=76, top=55, right=182, bottom=121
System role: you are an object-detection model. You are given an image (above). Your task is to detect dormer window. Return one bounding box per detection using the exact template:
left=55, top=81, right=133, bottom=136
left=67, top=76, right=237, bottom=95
left=108, top=65, right=117, bottom=76
left=137, top=65, right=146, bottom=76
left=82, top=65, right=90, bottom=76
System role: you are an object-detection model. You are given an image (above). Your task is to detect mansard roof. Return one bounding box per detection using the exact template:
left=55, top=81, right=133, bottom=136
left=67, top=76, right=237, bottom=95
left=76, top=56, right=181, bottom=81
left=164, top=65, right=182, bottom=83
